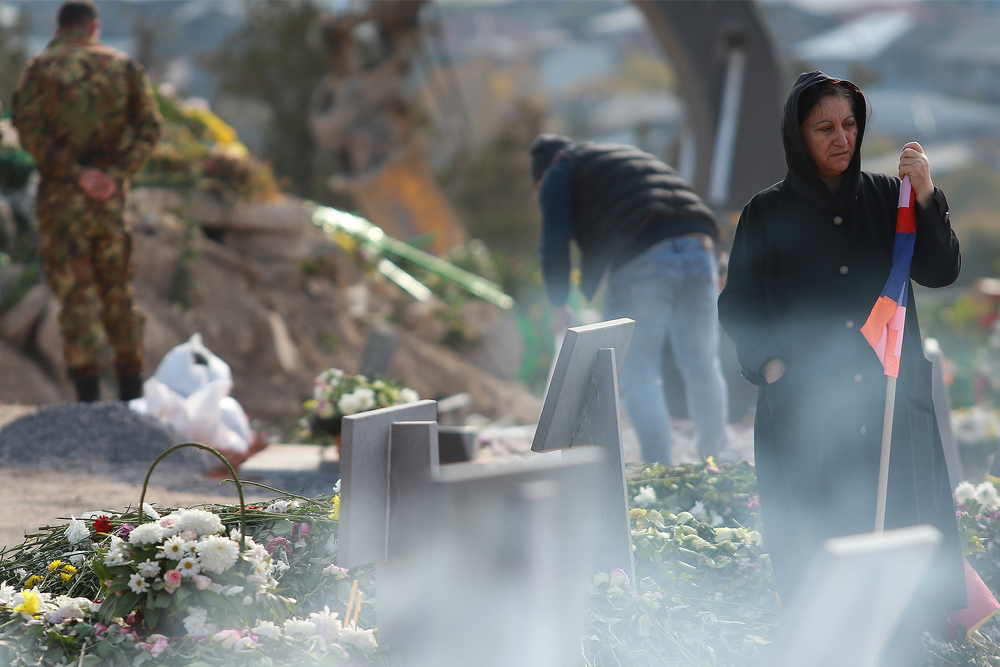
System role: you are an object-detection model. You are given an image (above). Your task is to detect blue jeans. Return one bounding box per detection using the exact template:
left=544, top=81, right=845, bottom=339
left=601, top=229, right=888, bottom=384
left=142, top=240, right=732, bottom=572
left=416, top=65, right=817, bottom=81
left=603, top=235, right=728, bottom=464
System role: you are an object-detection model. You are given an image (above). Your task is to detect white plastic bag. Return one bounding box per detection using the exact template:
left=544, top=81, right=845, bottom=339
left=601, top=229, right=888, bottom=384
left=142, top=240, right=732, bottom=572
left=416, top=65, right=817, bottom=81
left=131, top=334, right=251, bottom=454
left=152, top=333, right=232, bottom=398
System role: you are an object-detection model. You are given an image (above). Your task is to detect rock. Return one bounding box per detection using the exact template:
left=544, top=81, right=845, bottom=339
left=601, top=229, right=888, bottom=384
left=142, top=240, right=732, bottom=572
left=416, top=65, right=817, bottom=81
left=266, top=310, right=301, bottom=374
left=0, top=283, right=49, bottom=350
left=36, top=298, right=69, bottom=387
left=0, top=339, right=64, bottom=404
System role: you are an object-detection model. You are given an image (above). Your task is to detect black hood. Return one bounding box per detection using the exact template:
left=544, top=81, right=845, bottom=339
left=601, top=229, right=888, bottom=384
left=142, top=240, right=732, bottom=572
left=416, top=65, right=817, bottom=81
left=782, top=71, right=867, bottom=211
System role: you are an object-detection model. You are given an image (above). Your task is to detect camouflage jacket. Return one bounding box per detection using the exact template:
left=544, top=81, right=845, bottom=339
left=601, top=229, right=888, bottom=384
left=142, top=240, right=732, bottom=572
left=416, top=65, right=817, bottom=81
left=11, top=29, right=160, bottom=183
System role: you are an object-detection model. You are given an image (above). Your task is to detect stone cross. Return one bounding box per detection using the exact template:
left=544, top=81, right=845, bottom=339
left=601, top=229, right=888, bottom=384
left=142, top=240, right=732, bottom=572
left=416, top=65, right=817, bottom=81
left=532, top=318, right=636, bottom=581
left=389, top=447, right=604, bottom=667
left=338, top=400, right=437, bottom=568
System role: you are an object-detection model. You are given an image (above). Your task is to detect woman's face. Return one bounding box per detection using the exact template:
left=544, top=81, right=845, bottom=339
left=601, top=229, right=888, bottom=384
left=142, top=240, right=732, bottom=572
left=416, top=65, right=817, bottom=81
left=800, top=94, right=857, bottom=184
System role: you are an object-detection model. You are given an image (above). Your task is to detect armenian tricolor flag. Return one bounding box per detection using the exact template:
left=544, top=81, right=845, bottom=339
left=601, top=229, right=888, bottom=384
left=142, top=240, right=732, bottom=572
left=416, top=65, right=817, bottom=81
left=860, top=175, right=916, bottom=378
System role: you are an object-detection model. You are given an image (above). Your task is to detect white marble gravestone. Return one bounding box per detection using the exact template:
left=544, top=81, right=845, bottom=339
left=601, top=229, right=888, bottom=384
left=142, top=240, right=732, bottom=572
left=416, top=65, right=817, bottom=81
left=531, top=318, right=635, bottom=580
left=339, top=400, right=437, bottom=568
left=390, top=447, right=604, bottom=667
left=767, top=525, right=942, bottom=667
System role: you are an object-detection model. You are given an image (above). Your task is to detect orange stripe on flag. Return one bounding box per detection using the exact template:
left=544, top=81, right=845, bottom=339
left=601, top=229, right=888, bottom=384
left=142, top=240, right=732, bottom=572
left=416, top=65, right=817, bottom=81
left=860, top=296, right=897, bottom=349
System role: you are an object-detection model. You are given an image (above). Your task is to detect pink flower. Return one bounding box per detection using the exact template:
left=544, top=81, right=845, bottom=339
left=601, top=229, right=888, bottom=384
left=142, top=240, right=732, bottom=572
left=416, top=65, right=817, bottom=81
left=213, top=629, right=242, bottom=650
left=192, top=574, right=213, bottom=591
left=323, top=564, right=349, bottom=579
left=706, top=466, right=721, bottom=475
left=163, top=569, right=182, bottom=593
left=609, top=568, right=630, bottom=589
left=93, top=623, right=108, bottom=636
left=748, top=498, right=760, bottom=510
left=179, top=529, right=198, bottom=541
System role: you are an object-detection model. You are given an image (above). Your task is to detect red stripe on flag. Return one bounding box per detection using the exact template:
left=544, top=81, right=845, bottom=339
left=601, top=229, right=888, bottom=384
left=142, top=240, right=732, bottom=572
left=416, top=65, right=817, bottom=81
left=896, top=205, right=916, bottom=234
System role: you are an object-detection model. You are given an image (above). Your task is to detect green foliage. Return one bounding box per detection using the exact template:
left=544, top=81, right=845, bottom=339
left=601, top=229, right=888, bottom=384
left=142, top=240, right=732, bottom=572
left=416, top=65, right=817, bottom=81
left=208, top=1, right=330, bottom=200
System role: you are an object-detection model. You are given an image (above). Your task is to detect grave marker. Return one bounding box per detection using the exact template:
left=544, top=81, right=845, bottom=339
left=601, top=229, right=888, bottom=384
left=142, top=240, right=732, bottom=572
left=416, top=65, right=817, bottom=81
left=532, top=318, right=635, bottom=580
left=339, top=400, right=436, bottom=568
left=359, top=326, right=399, bottom=379
left=767, top=525, right=942, bottom=667
left=390, top=447, right=604, bottom=667
left=924, top=338, right=964, bottom=488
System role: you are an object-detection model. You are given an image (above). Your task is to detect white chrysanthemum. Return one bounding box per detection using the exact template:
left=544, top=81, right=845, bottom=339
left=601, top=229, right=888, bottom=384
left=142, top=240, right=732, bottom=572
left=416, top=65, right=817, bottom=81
left=978, top=482, right=1000, bottom=509
left=253, top=620, right=282, bottom=640
left=175, top=509, right=224, bottom=536
left=399, top=387, right=419, bottom=404
left=128, top=573, right=150, bottom=594
left=0, top=581, right=16, bottom=605
left=283, top=618, right=318, bottom=641
left=177, top=556, right=201, bottom=578
left=65, top=516, right=89, bottom=545
left=137, top=559, right=161, bottom=578
left=183, top=606, right=217, bottom=637
left=68, top=554, right=86, bottom=566
left=43, top=597, right=89, bottom=624
left=353, top=387, right=376, bottom=411
left=158, top=535, right=186, bottom=560
left=158, top=515, right=180, bottom=537
left=633, top=485, right=657, bottom=508
left=332, top=479, right=341, bottom=495
left=128, top=522, right=165, bottom=546
left=309, top=606, right=343, bottom=642
left=142, top=503, right=161, bottom=520
left=265, top=499, right=302, bottom=514
left=955, top=481, right=977, bottom=503
left=690, top=501, right=708, bottom=522
left=338, top=625, right=378, bottom=654
left=221, top=585, right=244, bottom=597
left=195, top=535, right=240, bottom=574
left=337, top=392, right=361, bottom=415
left=103, top=542, right=129, bottom=566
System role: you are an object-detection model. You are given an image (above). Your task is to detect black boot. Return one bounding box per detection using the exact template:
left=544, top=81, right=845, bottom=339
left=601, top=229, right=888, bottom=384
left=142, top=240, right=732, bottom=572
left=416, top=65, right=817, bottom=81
left=118, top=373, right=144, bottom=401
left=74, top=375, right=100, bottom=402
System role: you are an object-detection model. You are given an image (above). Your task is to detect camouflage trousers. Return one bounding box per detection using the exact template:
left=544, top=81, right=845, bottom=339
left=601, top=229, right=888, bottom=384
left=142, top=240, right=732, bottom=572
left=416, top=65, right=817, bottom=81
left=37, top=179, right=143, bottom=381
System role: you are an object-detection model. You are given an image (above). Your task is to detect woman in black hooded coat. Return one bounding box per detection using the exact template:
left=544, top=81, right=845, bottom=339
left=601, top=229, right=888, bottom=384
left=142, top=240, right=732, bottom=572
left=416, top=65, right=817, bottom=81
left=718, top=71, right=966, bottom=657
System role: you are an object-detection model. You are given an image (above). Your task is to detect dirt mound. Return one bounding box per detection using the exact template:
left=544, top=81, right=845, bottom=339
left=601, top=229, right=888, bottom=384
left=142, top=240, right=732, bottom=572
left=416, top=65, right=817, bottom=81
left=0, top=189, right=542, bottom=431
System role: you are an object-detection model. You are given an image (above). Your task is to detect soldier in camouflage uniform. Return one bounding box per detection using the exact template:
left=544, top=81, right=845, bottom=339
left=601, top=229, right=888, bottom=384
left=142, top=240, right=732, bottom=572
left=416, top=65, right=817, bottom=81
left=12, top=0, right=160, bottom=402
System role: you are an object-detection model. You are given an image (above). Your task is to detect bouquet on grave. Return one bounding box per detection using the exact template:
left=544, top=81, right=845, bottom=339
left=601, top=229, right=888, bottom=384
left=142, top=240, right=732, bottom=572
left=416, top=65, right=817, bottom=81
left=91, top=506, right=294, bottom=634
left=294, top=368, right=420, bottom=445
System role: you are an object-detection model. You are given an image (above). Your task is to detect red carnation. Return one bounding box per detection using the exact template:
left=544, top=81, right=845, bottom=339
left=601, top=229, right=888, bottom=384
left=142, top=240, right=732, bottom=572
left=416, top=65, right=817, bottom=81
left=93, top=516, right=113, bottom=534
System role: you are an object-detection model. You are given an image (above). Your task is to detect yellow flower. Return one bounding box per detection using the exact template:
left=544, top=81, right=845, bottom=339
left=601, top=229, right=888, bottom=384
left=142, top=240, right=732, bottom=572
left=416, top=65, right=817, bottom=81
left=60, top=572, right=73, bottom=583
left=330, top=495, right=340, bottom=521
left=630, top=508, right=647, bottom=527
left=706, top=456, right=716, bottom=468
left=47, top=560, right=62, bottom=572
left=61, top=564, right=77, bottom=575
left=24, top=575, right=41, bottom=587
left=13, top=590, right=39, bottom=615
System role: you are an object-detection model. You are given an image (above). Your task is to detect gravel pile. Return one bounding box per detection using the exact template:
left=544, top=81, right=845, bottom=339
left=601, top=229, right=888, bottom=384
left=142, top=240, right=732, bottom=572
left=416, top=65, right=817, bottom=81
left=0, top=401, right=217, bottom=489
left=0, top=401, right=338, bottom=497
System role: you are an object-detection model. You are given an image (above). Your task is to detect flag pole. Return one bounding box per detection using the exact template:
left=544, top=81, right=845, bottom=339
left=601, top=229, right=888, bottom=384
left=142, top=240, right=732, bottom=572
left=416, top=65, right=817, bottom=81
left=875, top=375, right=897, bottom=534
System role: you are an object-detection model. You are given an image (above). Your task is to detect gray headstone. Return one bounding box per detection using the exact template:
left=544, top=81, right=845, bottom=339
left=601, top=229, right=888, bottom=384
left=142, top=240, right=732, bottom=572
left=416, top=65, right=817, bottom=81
left=339, top=400, right=437, bottom=568
left=378, top=420, right=441, bottom=649
left=925, top=341, right=964, bottom=488
left=532, top=319, right=635, bottom=580
left=385, top=446, right=604, bottom=667
left=438, top=425, right=476, bottom=463
left=359, top=326, right=399, bottom=379
left=533, top=319, right=634, bottom=453
left=767, top=525, right=942, bottom=667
